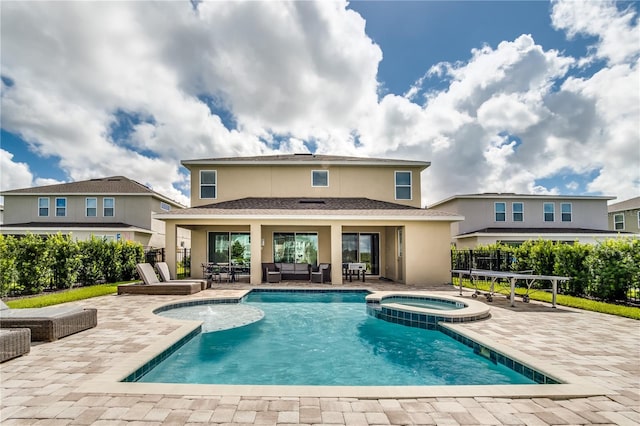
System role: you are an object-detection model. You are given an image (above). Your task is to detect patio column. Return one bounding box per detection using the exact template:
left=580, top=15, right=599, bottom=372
left=250, top=222, right=262, bottom=284
left=165, top=221, right=177, bottom=277
left=330, top=223, right=343, bottom=285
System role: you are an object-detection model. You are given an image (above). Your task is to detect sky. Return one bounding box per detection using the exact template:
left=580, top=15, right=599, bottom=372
left=1, top=0, right=639, bottom=207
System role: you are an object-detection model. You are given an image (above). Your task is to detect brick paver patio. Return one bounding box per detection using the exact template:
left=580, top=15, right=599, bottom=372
left=1, top=282, right=639, bottom=425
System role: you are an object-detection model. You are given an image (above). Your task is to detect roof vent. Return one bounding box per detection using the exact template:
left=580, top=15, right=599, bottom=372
left=299, top=199, right=326, bottom=204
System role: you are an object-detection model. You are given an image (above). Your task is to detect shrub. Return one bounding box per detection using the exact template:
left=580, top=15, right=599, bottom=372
left=78, top=236, right=106, bottom=285
left=585, top=238, right=639, bottom=302
left=13, top=233, right=53, bottom=294
left=0, top=235, right=19, bottom=296
left=47, top=233, right=82, bottom=289
left=121, top=241, right=144, bottom=280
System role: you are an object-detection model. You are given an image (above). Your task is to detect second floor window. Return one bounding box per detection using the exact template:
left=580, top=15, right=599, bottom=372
left=311, top=170, right=329, bottom=187
left=103, top=198, right=115, bottom=217
left=614, top=213, right=624, bottom=230
left=512, top=202, right=524, bottom=222
left=38, top=197, right=49, bottom=217
left=638, top=211, right=640, bottom=229
left=86, top=198, right=97, bottom=217
left=561, top=203, right=572, bottom=222
left=495, top=202, right=506, bottom=222
left=55, top=198, right=67, bottom=217
left=200, top=170, right=217, bottom=199
left=543, top=202, right=555, bottom=222
left=395, top=171, right=412, bottom=200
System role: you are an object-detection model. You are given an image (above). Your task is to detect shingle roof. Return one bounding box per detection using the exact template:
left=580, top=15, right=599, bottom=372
left=182, top=154, right=429, bottom=168
left=458, top=227, right=627, bottom=237
left=198, top=197, right=420, bottom=210
left=1, top=176, right=185, bottom=207
left=0, top=222, right=151, bottom=231
left=429, top=193, right=615, bottom=208
left=608, top=196, right=640, bottom=213
left=155, top=197, right=462, bottom=221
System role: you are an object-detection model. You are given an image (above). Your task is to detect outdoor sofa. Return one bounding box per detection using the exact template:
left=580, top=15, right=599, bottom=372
left=117, top=263, right=201, bottom=295
left=261, top=262, right=311, bottom=282
left=0, top=300, right=97, bottom=342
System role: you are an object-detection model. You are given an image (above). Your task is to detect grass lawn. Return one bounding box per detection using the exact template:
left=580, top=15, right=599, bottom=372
left=4, top=282, right=134, bottom=308
left=453, top=278, right=640, bottom=320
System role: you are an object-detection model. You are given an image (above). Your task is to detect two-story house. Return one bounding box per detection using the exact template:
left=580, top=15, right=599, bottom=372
left=428, top=193, right=626, bottom=248
left=0, top=176, right=189, bottom=249
left=155, top=154, right=462, bottom=286
left=608, top=196, right=640, bottom=234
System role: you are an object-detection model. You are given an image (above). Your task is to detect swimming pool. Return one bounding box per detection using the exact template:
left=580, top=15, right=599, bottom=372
left=130, top=290, right=545, bottom=386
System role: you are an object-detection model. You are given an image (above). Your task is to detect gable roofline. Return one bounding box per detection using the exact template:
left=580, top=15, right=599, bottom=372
left=1, top=176, right=186, bottom=208
left=181, top=154, right=430, bottom=169
left=607, top=196, right=640, bottom=213
left=428, top=193, right=616, bottom=209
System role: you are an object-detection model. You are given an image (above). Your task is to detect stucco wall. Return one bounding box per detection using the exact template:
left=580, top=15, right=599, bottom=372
left=188, top=164, right=423, bottom=208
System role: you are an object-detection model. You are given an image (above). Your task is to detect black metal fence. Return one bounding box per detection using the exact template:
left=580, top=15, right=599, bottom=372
left=143, top=247, right=191, bottom=278
left=451, top=248, right=515, bottom=272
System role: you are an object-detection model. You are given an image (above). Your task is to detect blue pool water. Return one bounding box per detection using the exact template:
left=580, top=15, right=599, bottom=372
left=138, top=291, right=535, bottom=386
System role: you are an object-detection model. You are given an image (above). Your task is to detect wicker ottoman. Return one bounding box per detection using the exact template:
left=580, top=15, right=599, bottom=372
left=0, top=328, right=30, bottom=362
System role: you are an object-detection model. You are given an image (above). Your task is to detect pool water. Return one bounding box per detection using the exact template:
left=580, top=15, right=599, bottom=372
left=139, top=291, right=535, bottom=386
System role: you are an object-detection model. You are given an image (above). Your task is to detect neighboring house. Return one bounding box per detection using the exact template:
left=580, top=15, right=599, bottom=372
left=428, top=193, right=627, bottom=248
left=608, top=196, right=640, bottom=233
left=0, top=176, right=189, bottom=249
left=0, top=204, right=4, bottom=225
left=155, top=154, right=462, bottom=286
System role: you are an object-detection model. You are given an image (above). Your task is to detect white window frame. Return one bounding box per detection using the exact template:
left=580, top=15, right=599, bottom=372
left=311, top=170, right=329, bottom=187
left=38, top=197, right=50, bottom=217
left=86, top=197, right=97, bottom=217
left=561, top=202, right=572, bottom=222
left=200, top=170, right=217, bottom=200
left=103, top=197, right=115, bottom=217
left=394, top=171, right=412, bottom=200
left=494, top=202, right=506, bottom=222
left=637, top=211, right=640, bottom=229
left=512, top=202, right=524, bottom=222
left=614, top=213, right=625, bottom=230
left=55, top=197, right=67, bottom=217
left=543, top=202, right=555, bottom=222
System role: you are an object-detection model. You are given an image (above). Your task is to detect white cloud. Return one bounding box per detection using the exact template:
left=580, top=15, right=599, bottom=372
left=0, top=149, right=33, bottom=192
left=0, top=0, right=638, bottom=208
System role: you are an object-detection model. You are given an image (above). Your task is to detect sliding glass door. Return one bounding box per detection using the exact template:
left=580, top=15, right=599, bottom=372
left=208, top=232, right=251, bottom=265
left=273, top=232, right=318, bottom=265
left=342, top=233, right=379, bottom=274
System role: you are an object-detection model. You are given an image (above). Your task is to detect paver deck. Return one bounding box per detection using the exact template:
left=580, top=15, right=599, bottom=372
left=1, top=281, right=639, bottom=425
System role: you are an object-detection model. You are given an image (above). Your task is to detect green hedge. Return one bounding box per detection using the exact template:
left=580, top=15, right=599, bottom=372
left=0, top=234, right=144, bottom=297
left=467, top=238, right=640, bottom=303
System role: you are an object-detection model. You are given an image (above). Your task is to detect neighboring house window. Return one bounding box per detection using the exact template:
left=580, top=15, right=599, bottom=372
left=38, top=197, right=50, bottom=217
left=160, top=201, right=171, bottom=211
left=543, top=202, right=555, bottom=222
left=637, top=211, right=640, bottom=229
left=494, top=202, right=506, bottom=222
left=614, top=213, right=625, bottom=230
left=55, top=198, right=66, bottom=217
left=395, top=171, right=412, bottom=200
left=103, top=198, right=115, bottom=217
left=512, top=202, right=524, bottom=222
left=561, top=203, right=572, bottom=222
left=311, top=170, right=329, bottom=187
left=86, top=198, right=97, bottom=217
left=200, top=170, right=217, bottom=199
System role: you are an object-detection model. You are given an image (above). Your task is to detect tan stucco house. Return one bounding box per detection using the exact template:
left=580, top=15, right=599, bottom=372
left=428, top=193, right=630, bottom=248
left=0, top=176, right=189, bottom=249
left=156, top=154, right=462, bottom=286
left=608, top=196, right=640, bottom=234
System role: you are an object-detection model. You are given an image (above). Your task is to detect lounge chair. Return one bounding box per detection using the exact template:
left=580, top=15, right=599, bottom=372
left=0, top=328, right=30, bottom=362
left=0, top=300, right=97, bottom=342
left=155, top=262, right=208, bottom=290
left=118, top=263, right=201, bottom=295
